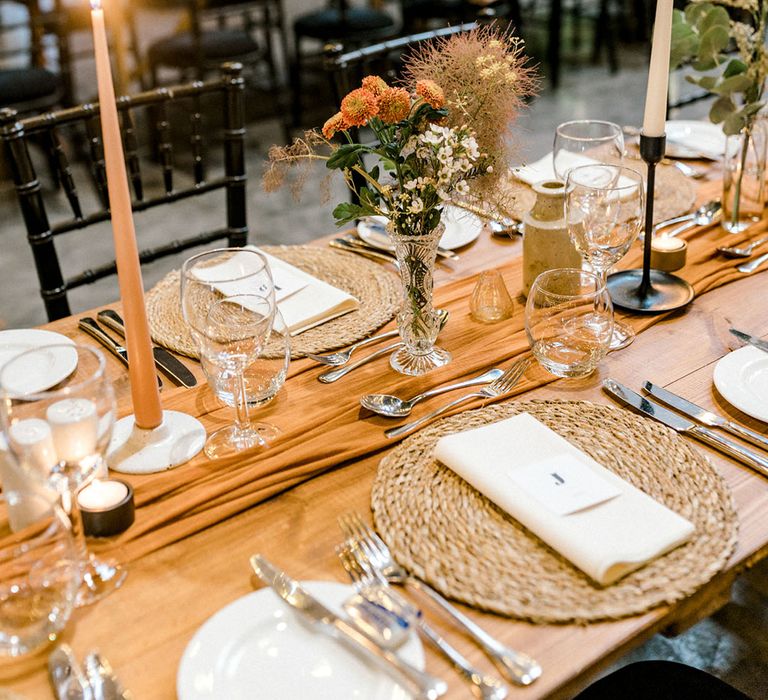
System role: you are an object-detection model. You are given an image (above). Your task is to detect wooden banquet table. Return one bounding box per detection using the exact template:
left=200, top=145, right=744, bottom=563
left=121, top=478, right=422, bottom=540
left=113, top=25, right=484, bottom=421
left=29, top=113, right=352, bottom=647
left=4, top=183, right=768, bottom=699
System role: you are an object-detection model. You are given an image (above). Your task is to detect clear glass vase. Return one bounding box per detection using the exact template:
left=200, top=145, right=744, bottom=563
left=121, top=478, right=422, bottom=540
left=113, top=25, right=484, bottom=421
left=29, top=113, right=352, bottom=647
left=722, top=122, right=767, bottom=234
left=388, top=221, right=451, bottom=376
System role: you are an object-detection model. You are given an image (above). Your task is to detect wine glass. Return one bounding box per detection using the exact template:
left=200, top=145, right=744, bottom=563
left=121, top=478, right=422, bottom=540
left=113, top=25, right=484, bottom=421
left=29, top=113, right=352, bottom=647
left=553, top=120, right=624, bottom=181
left=565, top=164, right=644, bottom=350
left=525, top=268, right=613, bottom=377
left=0, top=492, right=80, bottom=656
left=0, top=344, right=125, bottom=606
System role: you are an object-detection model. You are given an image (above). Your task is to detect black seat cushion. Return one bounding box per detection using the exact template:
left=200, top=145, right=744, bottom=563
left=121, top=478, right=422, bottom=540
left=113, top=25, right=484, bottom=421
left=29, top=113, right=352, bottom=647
left=149, top=29, right=260, bottom=67
left=294, top=7, right=396, bottom=41
left=0, top=68, right=59, bottom=107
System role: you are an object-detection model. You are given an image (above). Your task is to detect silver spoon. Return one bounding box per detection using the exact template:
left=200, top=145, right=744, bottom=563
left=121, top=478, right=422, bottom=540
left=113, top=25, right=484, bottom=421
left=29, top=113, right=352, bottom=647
left=654, top=200, right=721, bottom=236
left=489, top=219, right=523, bottom=237
left=361, top=367, right=504, bottom=417
left=717, top=236, right=768, bottom=258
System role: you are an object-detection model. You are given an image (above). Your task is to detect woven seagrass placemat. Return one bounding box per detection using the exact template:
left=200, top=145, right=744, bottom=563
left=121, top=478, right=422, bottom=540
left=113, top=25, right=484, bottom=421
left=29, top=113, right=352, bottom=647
left=371, top=400, right=738, bottom=624
left=145, top=246, right=400, bottom=359
left=500, top=160, right=696, bottom=224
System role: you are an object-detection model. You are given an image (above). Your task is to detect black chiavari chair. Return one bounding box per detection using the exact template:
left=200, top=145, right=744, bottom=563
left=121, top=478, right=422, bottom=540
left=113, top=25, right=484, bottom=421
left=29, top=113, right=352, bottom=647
left=0, top=62, right=248, bottom=322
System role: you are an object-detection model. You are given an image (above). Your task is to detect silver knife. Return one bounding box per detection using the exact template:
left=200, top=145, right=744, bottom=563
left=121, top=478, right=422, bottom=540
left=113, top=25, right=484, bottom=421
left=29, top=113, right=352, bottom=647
left=730, top=328, right=768, bottom=354
left=48, top=644, right=91, bottom=700
left=97, top=309, right=197, bottom=388
left=643, top=380, right=768, bottom=451
left=249, top=555, right=447, bottom=700
left=603, top=379, right=768, bottom=478
left=357, top=219, right=459, bottom=260
left=330, top=238, right=399, bottom=266
left=78, top=317, right=162, bottom=390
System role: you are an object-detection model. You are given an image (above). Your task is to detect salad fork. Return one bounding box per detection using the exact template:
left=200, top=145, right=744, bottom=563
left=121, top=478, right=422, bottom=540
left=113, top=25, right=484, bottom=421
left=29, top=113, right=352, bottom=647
left=339, top=513, right=542, bottom=687
left=385, top=357, right=529, bottom=439
left=338, top=543, right=509, bottom=700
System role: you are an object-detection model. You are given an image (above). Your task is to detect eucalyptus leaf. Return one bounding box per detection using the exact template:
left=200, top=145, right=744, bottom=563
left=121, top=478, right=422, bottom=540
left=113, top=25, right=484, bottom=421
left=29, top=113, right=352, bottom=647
left=723, top=111, right=747, bottom=135
left=723, top=58, right=748, bottom=78
left=685, top=74, right=718, bottom=90
left=709, top=94, right=736, bottom=123
left=713, top=74, right=754, bottom=95
left=699, top=5, right=730, bottom=34
left=698, top=25, right=730, bottom=65
left=685, top=2, right=712, bottom=25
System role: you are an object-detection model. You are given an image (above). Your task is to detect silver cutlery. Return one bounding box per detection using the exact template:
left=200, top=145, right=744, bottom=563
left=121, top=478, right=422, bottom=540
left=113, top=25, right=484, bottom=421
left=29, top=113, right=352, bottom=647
left=338, top=543, right=508, bottom=700
left=385, top=358, right=530, bottom=439
left=671, top=161, right=707, bottom=179
left=643, top=380, right=768, bottom=451
left=318, top=341, right=404, bottom=383
left=361, top=367, right=505, bottom=418
left=488, top=219, right=524, bottom=237
left=357, top=219, right=459, bottom=260
left=250, top=554, right=447, bottom=700
left=339, top=513, right=542, bottom=687
left=603, top=379, right=768, bottom=477
left=329, top=238, right=399, bottom=267
left=49, top=645, right=91, bottom=700
left=730, top=328, right=768, bottom=355
left=660, top=201, right=722, bottom=237
left=653, top=200, right=721, bottom=234
left=737, top=251, right=768, bottom=273
left=307, top=329, right=400, bottom=366
left=716, top=237, right=768, bottom=258
left=84, top=651, right=131, bottom=700
left=97, top=309, right=197, bottom=388
left=79, top=317, right=163, bottom=389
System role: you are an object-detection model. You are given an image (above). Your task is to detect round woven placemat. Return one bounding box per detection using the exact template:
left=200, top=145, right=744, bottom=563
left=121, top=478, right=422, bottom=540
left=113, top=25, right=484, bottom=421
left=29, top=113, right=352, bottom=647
left=372, top=400, right=738, bottom=624
left=145, top=246, right=400, bottom=359
left=500, top=160, right=696, bottom=225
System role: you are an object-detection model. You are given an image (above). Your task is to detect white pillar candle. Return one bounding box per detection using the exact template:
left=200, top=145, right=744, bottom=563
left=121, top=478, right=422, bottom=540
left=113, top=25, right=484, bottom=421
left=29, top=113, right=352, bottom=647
left=77, top=479, right=129, bottom=511
left=46, top=398, right=99, bottom=463
left=7, top=418, right=58, bottom=475
left=642, top=0, right=674, bottom=137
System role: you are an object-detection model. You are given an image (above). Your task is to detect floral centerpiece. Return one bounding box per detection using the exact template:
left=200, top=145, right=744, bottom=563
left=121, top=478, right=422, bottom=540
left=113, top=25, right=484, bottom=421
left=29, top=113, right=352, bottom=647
left=670, top=1, right=768, bottom=231
left=265, top=27, right=536, bottom=375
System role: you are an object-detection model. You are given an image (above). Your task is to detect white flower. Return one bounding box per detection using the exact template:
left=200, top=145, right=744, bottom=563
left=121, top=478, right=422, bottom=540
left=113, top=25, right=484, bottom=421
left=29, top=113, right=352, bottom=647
left=455, top=180, right=469, bottom=196
left=410, top=197, right=424, bottom=213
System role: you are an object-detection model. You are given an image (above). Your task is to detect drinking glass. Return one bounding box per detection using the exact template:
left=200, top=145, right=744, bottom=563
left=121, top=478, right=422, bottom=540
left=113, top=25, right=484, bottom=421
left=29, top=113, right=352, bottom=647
left=553, top=120, right=624, bottom=181
left=0, top=344, right=125, bottom=606
left=525, top=268, right=613, bottom=378
left=564, top=164, right=644, bottom=349
left=0, top=492, right=80, bottom=656
left=193, top=293, right=276, bottom=458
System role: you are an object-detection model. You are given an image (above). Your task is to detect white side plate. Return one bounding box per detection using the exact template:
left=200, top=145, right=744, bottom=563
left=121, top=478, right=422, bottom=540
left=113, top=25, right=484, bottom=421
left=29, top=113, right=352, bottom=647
left=713, top=346, right=768, bottom=423
left=0, top=329, right=77, bottom=394
left=177, top=581, right=424, bottom=700
left=665, top=120, right=725, bottom=160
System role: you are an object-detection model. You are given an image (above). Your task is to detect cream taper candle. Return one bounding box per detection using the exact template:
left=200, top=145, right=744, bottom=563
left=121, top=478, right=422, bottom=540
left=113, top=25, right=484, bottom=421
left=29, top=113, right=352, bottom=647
left=90, top=0, right=162, bottom=429
left=642, top=0, right=674, bottom=137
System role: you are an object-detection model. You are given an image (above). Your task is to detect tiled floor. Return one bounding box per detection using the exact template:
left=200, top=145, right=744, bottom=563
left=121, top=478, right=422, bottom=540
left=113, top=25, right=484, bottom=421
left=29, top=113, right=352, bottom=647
left=0, top=37, right=765, bottom=698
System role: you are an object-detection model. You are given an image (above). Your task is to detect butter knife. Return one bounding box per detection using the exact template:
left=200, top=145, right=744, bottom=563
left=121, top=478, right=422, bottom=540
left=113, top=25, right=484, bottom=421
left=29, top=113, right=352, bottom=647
left=603, top=379, right=768, bottom=478
left=78, top=317, right=162, bottom=390
left=48, top=644, right=91, bottom=700
left=249, top=555, right=447, bottom=700
left=97, top=310, right=197, bottom=388
left=643, top=380, right=768, bottom=451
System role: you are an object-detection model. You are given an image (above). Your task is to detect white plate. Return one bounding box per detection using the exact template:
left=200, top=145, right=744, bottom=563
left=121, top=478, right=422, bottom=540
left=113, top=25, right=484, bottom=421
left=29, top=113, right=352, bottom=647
left=0, top=329, right=77, bottom=394
left=358, top=206, right=483, bottom=251
left=713, top=346, right=768, bottom=423
left=665, top=120, right=725, bottom=160
left=177, top=581, right=424, bottom=700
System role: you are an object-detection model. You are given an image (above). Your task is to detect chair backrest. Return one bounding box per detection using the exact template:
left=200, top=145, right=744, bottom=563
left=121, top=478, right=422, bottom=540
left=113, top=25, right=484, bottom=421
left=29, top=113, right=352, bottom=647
left=324, top=22, right=478, bottom=106
left=0, top=62, right=248, bottom=321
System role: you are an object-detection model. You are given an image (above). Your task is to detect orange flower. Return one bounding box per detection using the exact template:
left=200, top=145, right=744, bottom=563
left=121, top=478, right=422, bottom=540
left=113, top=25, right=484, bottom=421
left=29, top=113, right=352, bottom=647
left=340, top=88, right=379, bottom=127
left=322, top=111, right=348, bottom=139
left=415, top=79, right=445, bottom=109
left=361, top=75, right=389, bottom=97
left=377, top=87, right=411, bottom=124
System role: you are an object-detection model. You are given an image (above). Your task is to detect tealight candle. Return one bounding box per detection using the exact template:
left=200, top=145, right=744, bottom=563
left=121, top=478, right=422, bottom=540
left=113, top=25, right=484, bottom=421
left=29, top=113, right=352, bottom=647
left=77, top=478, right=134, bottom=537
left=46, top=398, right=99, bottom=463
left=651, top=237, right=687, bottom=271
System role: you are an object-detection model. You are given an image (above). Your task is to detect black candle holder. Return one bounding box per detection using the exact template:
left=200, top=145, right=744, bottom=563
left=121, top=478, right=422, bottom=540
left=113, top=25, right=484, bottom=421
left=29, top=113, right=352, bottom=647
left=607, top=133, right=695, bottom=313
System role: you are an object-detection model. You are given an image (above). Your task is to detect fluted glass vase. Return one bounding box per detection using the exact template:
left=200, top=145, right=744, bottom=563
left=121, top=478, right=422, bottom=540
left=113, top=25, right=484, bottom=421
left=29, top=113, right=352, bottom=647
left=388, top=221, right=451, bottom=376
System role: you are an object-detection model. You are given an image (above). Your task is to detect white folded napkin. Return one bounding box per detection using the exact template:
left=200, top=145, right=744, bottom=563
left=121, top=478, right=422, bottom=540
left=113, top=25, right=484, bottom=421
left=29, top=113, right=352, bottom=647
left=433, top=413, right=695, bottom=585
left=190, top=247, right=360, bottom=336
left=512, top=152, right=638, bottom=194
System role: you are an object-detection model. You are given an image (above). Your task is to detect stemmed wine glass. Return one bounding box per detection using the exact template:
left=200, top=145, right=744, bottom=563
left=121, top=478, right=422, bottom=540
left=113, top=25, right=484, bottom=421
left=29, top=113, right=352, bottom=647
left=553, top=120, right=624, bottom=181
left=0, top=344, right=125, bottom=606
left=565, top=164, right=644, bottom=350
left=181, top=249, right=278, bottom=459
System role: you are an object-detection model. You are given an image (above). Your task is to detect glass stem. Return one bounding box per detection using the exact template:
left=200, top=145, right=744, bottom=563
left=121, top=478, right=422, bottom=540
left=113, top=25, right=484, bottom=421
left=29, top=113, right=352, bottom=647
left=59, top=482, right=88, bottom=565
left=233, top=369, right=251, bottom=434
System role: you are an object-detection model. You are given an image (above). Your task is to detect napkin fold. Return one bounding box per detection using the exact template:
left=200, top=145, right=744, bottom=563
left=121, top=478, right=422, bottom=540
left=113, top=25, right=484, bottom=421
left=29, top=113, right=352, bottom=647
left=192, top=246, right=360, bottom=336
left=433, top=413, right=695, bottom=585
left=512, top=151, right=637, bottom=191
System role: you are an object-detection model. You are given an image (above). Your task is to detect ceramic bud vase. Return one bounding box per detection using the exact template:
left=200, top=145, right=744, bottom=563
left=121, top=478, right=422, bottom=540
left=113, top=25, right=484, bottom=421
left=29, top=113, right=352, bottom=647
left=722, top=121, right=767, bottom=234
left=522, top=180, right=582, bottom=296
left=388, top=221, right=451, bottom=376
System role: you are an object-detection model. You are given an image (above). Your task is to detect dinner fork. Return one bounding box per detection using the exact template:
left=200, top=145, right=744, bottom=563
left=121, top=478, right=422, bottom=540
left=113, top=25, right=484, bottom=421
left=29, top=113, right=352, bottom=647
left=339, top=513, right=542, bottom=687
left=385, top=358, right=530, bottom=439
left=306, top=329, right=400, bottom=366
left=338, top=544, right=509, bottom=700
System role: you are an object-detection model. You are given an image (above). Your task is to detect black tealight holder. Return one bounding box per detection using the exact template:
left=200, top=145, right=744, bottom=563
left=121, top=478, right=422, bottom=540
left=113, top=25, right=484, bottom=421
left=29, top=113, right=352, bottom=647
left=607, top=133, right=695, bottom=313
left=78, top=478, right=135, bottom=538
